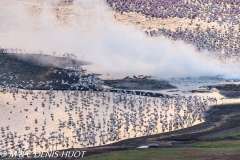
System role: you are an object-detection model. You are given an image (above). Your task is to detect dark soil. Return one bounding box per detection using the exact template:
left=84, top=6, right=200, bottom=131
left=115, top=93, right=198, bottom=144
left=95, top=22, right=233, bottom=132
left=207, top=84, right=240, bottom=91
left=0, top=53, right=176, bottom=92
left=109, top=89, right=169, bottom=98
left=205, top=84, right=240, bottom=98
left=0, top=53, right=92, bottom=90
left=104, top=76, right=176, bottom=90
left=190, top=89, right=211, bottom=93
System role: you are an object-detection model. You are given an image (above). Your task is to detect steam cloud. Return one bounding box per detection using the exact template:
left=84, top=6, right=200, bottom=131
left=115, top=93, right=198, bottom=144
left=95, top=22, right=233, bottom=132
left=0, top=0, right=239, bottom=79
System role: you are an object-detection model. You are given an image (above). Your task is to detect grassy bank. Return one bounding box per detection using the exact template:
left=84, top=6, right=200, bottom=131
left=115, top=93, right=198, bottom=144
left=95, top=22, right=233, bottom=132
left=214, top=131, right=240, bottom=140
left=81, top=140, right=240, bottom=160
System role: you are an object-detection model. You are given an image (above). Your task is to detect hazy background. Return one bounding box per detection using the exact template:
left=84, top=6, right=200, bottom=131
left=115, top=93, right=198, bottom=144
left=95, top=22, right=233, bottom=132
left=0, top=0, right=239, bottom=79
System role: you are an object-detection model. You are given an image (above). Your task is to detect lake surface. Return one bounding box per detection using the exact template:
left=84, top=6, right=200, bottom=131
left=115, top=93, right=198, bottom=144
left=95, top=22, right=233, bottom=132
left=0, top=87, right=210, bottom=153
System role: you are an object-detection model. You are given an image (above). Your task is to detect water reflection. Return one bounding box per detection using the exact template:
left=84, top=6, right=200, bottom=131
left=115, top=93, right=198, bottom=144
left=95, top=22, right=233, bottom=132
left=0, top=87, right=208, bottom=154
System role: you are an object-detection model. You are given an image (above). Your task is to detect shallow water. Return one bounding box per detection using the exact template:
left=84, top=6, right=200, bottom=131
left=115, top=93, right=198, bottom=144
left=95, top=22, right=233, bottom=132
left=1, top=0, right=240, bottom=155
left=0, top=88, right=206, bottom=153
left=1, top=76, right=240, bottom=154
left=119, top=77, right=240, bottom=103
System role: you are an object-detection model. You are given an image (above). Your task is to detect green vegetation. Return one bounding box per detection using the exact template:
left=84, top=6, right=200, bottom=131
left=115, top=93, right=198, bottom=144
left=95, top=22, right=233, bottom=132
left=214, top=131, right=240, bottom=140
left=82, top=140, right=240, bottom=160
left=191, top=140, right=240, bottom=148
left=191, top=140, right=240, bottom=152
left=82, top=148, right=183, bottom=160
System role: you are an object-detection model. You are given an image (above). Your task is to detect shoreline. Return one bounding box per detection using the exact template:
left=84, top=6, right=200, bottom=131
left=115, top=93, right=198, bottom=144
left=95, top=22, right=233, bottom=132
left=1, top=52, right=240, bottom=159
left=21, top=102, right=240, bottom=159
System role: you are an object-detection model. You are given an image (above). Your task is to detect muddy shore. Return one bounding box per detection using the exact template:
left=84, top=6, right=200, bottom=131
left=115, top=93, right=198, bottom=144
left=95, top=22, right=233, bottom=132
left=104, top=77, right=176, bottom=90
left=27, top=103, right=240, bottom=159
left=0, top=53, right=91, bottom=90
left=205, top=84, right=240, bottom=98
left=1, top=52, right=240, bottom=159
left=70, top=103, right=240, bottom=157
left=0, top=52, right=176, bottom=92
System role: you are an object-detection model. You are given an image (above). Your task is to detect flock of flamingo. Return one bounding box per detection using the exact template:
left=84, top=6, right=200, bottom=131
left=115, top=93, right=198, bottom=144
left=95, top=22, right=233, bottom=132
left=0, top=0, right=238, bottom=156
left=0, top=64, right=221, bottom=155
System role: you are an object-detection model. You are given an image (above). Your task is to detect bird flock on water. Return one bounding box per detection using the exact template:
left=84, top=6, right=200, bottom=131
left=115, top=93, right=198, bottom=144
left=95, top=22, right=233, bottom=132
left=0, top=65, right=218, bottom=155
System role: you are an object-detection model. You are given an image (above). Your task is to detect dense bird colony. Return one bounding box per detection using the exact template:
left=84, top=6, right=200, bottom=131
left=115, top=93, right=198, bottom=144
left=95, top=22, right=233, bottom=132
left=0, top=0, right=238, bottom=155
left=107, top=0, right=240, bottom=59
left=0, top=65, right=218, bottom=154
left=1, top=0, right=239, bottom=59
